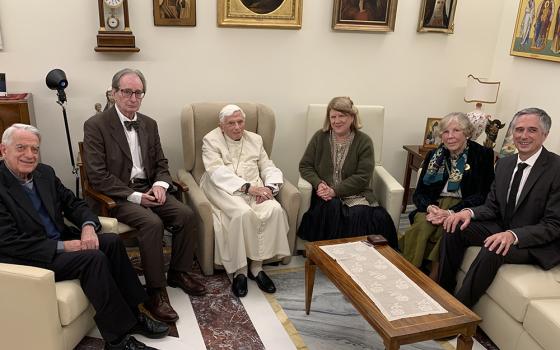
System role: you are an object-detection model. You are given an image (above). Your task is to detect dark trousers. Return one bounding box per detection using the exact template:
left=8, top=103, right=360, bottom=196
left=7, top=234, right=146, bottom=342
left=112, top=191, right=197, bottom=289
left=438, top=221, right=535, bottom=307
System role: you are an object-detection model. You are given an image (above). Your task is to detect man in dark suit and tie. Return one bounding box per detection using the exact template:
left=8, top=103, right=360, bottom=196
left=0, top=124, right=169, bottom=350
left=83, top=68, right=206, bottom=323
left=439, top=107, right=560, bottom=307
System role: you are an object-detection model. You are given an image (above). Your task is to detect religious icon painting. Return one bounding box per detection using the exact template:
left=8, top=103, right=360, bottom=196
left=510, top=0, right=560, bottom=63
left=218, top=0, right=303, bottom=29
left=332, top=0, right=399, bottom=32
left=417, top=0, right=457, bottom=33
left=153, top=0, right=196, bottom=26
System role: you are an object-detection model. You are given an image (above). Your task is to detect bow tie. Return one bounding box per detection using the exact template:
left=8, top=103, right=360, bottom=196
left=124, top=120, right=139, bottom=132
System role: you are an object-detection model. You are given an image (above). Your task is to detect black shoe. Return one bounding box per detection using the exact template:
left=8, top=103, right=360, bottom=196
left=104, top=335, right=158, bottom=349
left=248, top=270, right=276, bottom=294
left=232, top=274, right=248, bottom=297
left=130, top=304, right=169, bottom=339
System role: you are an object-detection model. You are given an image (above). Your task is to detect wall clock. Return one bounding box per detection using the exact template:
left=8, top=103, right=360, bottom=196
left=95, top=0, right=140, bottom=52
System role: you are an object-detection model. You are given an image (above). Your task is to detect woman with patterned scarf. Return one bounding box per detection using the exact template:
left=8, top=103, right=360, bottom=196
left=399, top=112, right=495, bottom=280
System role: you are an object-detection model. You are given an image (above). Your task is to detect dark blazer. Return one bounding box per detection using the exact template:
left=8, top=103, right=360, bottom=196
left=412, top=140, right=495, bottom=219
left=83, top=106, right=173, bottom=200
left=472, top=147, right=560, bottom=269
left=299, top=130, right=376, bottom=204
left=0, top=161, right=100, bottom=264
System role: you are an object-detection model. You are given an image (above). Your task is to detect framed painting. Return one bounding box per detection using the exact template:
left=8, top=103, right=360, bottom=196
left=417, top=0, right=457, bottom=33
left=510, top=0, right=560, bottom=63
left=332, top=0, right=398, bottom=32
left=422, top=117, right=442, bottom=150
left=218, top=0, right=302, bottom=29
left=153, top=0, right=196, bottom=26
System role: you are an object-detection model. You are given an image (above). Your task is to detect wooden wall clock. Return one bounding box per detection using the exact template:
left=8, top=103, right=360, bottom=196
left=95, top=0, right=140, bottom=52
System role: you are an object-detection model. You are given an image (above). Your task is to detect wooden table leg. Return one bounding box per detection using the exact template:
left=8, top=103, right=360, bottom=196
left=456, top=333, right=474, bottom=350
left=383, top=338, right=399, bottom=350
left=401, top=152, right=413, bottom=213
left=305, top=257, right=316, bottom=315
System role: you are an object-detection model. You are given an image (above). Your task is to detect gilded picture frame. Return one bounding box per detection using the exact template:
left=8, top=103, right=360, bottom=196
left=332, top=0, right=398, bottom=32
left=417, top=0, right=457, bottom=34
left=422, top=117, right=442, bottom=150
left=510, top=0, right=560, bottom=63
left=153, top=0, right=196, bottom=26
left=218, top=0, right=303, bottom=29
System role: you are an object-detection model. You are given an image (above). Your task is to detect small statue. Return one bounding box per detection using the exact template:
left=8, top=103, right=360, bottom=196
left=94, top=88, right=115, bottom=114
left=483, top=118, right=506, bottom=149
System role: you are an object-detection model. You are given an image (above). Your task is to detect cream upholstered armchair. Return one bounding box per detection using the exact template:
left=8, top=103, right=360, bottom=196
left=177, top=102, right=301, bottom=276
left=297, top=104, right=404, bottom=242
left=0, top=220, right=120, bottom=350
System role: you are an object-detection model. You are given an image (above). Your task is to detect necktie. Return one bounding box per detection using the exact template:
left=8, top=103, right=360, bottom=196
left=504, top=162, right=528, bottom=228
left=124, top=120, right=139, bottom=132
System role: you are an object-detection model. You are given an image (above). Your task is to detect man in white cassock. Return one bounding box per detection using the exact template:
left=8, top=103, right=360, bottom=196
left=200, top=104, right=290, bottom=297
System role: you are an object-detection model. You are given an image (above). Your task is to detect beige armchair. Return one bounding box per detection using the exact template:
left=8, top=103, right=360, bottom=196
left=297, top=104, right=404, bottom=248
left=177, top=102, right=301, bottom=276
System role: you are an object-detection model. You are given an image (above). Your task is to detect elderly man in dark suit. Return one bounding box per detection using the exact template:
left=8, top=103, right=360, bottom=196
left=83, top=68, right=206, bottom=323
left=0, top=124, right=169, bottom=350
left=439, top=107, right=560, bottom=308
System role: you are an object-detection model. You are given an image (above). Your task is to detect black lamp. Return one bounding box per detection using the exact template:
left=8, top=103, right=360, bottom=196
left=45, top=68, right=79, bottom=196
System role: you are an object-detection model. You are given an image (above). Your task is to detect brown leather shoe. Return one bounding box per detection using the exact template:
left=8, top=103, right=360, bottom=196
left=167, top=271, right=207, bottom=296
left=144, top=290, right=179, bottom=323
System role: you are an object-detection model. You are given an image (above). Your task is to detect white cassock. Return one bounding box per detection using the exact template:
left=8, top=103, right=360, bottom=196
left=200, top=127, right=290, bottom=274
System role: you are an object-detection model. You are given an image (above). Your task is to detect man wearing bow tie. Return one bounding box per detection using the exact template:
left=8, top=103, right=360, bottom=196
left=83, top=68, right=206, bottom=323
left=439, top=108, right=560, bottom=308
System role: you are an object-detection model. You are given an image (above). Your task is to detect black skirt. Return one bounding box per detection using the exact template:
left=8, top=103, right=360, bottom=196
left=297, top=193, right=398, bottom=249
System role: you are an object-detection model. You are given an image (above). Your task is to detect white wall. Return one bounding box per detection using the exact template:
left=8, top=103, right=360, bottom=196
left=0, top=0, right=505, bottom=188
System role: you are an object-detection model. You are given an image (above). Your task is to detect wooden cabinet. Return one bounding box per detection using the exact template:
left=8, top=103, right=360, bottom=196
left=0, top=93, right=36, bottom=137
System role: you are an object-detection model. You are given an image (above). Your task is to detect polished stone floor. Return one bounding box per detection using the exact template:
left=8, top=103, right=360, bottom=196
left=74, top=206, right=494, bottom=349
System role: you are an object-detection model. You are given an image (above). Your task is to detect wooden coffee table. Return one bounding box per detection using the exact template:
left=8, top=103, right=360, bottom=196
left=305, top=236, right=481, bottom=350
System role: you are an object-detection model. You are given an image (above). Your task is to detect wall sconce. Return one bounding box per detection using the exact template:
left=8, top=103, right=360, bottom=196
left=464, top=74, right=501, bottom=141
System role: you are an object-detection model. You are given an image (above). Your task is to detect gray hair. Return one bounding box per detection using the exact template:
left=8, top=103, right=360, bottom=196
left=2, top=123, right=41, bottom=145
left=511, top=107, right=551, bottom=133
left=111, top=68, right=147, bottom=93
left=218, top=104, right=246, bottom=123
left=437, top=112, right=474, bottom=139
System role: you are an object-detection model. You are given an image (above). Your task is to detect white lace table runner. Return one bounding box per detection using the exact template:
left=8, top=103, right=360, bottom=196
left=320, top=241, right=447, bottom=321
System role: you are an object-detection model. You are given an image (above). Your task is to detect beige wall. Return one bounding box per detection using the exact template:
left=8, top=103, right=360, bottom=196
left=0, top=0, right=507, bottom=188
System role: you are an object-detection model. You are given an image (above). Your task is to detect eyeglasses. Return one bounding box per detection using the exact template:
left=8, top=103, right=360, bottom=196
left=118, top=89, right=145, bottom=99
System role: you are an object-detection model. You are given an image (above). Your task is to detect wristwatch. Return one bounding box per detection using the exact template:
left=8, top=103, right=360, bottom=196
left=242, top=183, right=251, bottom=194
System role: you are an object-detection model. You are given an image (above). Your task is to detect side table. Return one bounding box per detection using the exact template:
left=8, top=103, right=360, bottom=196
left=401, top=145, right=428, bottom=213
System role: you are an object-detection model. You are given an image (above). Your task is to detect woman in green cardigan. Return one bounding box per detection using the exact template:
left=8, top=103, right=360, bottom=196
left=297, top=97, right=397, bottom=247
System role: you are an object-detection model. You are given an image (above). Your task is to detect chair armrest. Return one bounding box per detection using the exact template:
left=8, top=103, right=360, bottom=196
left=371, top=166, right=404, bottom=229
left=0, top=263, right=64, bottom=350
left=99, top=216, right=119, bottom=234
left=82, top=187, right=116, bottom=217
left=277, top=179, right=301, bottom=255
left=172, top=179, right=189, bottom=193
left=297, top=177, right=313, bottom=227
left=177, top=169, right=215, bottom=275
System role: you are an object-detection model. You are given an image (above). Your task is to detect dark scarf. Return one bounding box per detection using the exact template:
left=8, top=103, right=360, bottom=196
left=423, top=143, right=469, bottom=192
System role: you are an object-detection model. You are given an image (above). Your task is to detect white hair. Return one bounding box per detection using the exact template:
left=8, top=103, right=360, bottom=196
left=219, top=104, right=246, bottom=123
left=2, top=123, right=41, bottom=145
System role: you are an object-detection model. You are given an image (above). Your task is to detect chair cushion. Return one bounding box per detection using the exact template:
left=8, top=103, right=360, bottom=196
left=55, top=280, right=91, bottom=326
left=523, top=299, right=560, bottom=350
left=461, top=247, right=560, bottom=322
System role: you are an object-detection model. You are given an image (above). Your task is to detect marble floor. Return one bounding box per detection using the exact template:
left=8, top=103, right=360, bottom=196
left=76, top=255, right=489, bottom=350
left=73, top=205, right=495, bottom=349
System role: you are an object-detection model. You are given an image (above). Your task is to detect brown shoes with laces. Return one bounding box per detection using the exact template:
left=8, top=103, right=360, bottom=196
left=167, top=270, right=207, bottom=296
left=144, top=290, right=179, bottom=323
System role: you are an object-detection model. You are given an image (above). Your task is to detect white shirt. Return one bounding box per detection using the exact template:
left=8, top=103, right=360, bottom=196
left=115, top=105, right=168, bottom=204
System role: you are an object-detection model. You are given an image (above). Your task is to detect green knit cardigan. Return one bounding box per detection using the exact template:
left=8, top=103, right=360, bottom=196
left=299, top=129, right=376, bottom=204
